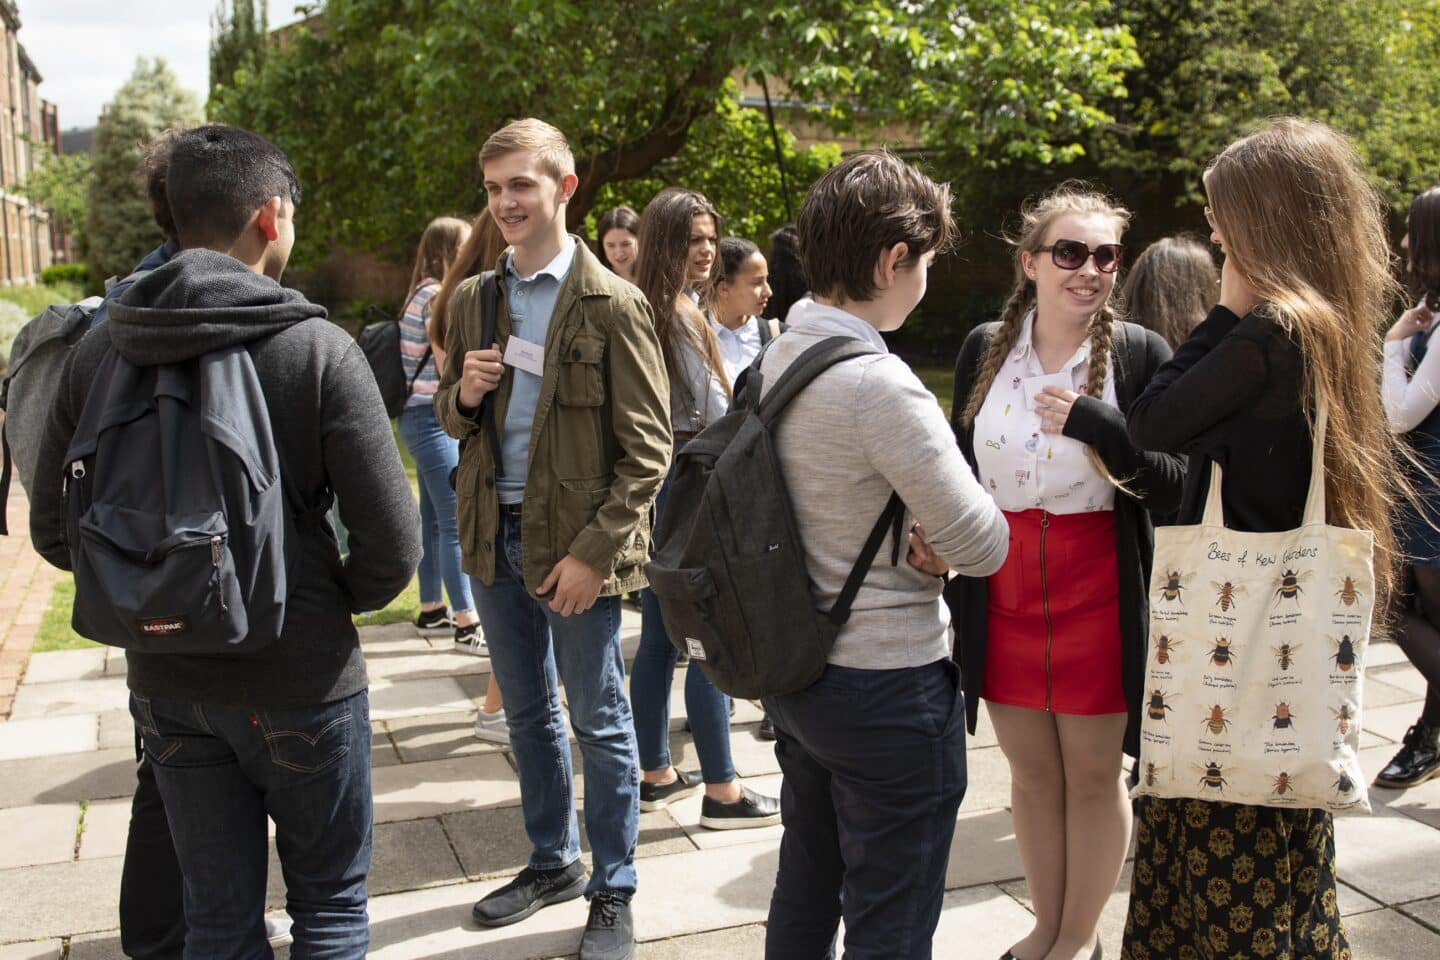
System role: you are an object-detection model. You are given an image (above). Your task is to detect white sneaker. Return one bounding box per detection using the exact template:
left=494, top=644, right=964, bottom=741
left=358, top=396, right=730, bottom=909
left=266, top=915, right=293, bottom=947
left=454, top=623, right=487, bottom=655
left=473, top=708, right=510, bottom=744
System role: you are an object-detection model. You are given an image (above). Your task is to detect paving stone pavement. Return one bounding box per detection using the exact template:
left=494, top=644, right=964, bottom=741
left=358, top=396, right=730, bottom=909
left=1, top=568, right=1439, bottom=953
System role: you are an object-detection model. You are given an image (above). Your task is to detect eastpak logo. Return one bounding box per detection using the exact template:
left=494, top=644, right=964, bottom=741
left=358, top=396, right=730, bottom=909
left=139, top=617, right=189, bottom=637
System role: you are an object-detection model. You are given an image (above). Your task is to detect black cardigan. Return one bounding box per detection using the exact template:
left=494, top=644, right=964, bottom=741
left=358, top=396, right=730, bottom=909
left=1127, top=305, right=1310, bottom=534
left=947, top=321, right=1186, bottom=757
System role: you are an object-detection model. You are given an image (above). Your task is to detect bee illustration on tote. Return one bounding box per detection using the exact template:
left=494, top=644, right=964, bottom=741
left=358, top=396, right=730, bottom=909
left=1330, top=634, right=1358, bottom=673
left=1154, top=634, right=1182, bottom=665
left=1143, top=762, right=1164, bottom=787
left=1272, top=771, right=1296, bottom=796
left=1156, top=570, right=1193, bottom=606
left=1203, top=704, right=1232, bottom=736
left=1273, top=641, right=1303, bottom=671
left=1146, top=689, right=1176, bottom=722
left=1207, top=636, right=1237, bottom=667
left=1334, top=770, right=1355, bottom=796
left=1196, top=761, right=1228, bottom=793
left=1331, top=703, right=1355, bottom=736
left=1272, top=702, right=1296, bottom=730
left=1272, top=568, right=1314, bottom=607
left=1212, top=580, right=1247, bottom=612
left=1334, top=576, right=1364, bottom=607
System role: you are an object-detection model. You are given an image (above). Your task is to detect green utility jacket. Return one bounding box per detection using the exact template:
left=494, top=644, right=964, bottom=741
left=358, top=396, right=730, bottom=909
left=435, top=238, right=671, bottom=595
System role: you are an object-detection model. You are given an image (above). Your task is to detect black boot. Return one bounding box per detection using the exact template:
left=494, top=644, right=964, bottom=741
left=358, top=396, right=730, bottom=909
left=1374, top=722, right=1440, bottom=788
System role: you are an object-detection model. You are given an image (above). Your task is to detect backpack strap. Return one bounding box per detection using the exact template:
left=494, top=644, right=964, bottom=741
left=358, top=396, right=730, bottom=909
left=757, top=336, right=879, bottom=426
left=827, top=491, right=906, bottom=626
left=1111, top=321, right=1133, bottom=410
left=405, top=345, right=433, bottom=395
left=477, top=269, right=503, bottom=476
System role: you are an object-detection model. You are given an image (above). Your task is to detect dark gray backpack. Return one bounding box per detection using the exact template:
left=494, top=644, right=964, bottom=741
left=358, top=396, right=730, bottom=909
left=62, top=344, right=292, bottom=652
left=645, top=336, right=904, bottom=699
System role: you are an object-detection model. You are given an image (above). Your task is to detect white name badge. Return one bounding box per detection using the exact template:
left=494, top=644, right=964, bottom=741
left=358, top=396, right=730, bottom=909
left=1022, top=372, right=1072, bottom=410
left=503, top=336, right=546, bottom=377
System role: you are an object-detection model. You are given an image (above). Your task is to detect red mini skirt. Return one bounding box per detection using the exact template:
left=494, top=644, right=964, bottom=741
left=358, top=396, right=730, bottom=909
left=982, top=508, right=1125, bottom=715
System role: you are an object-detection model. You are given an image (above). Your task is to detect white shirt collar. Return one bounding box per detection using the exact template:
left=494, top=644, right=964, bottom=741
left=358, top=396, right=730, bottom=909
left=507, top=236, right=576, bottom=283
left=1012, top=308, right=1092, bottom=369
left=786, top=299, right=889, bottom=353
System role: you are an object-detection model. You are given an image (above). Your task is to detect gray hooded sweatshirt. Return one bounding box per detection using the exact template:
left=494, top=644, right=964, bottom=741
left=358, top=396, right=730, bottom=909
left=30, top=248, right=420, bottom=707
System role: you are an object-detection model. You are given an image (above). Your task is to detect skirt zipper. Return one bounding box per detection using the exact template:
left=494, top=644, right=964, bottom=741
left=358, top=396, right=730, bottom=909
left=1039, top=511, right=1054, bottom=712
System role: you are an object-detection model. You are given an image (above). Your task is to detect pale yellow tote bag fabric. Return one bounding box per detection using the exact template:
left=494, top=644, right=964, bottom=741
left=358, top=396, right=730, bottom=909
left=1132, top=406, right=1372, bottom=813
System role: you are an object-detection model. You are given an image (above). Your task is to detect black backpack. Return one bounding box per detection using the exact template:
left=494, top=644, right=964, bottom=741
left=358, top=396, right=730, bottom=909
left=645, top=336, right=905, bottom=699
left=358, top=303, right=432, bottom=419
left=63, top=343, right=294, bottom=652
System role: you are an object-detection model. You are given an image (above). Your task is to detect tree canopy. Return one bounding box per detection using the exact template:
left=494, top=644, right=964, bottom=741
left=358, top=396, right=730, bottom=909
left=210, top=0, right=1137, bottom=264
left=87, top=59, right=204, bottom=283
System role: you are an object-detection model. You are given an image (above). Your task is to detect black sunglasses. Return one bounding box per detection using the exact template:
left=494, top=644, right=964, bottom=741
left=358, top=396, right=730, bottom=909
left=1037, top=239, right=1125, bottom=274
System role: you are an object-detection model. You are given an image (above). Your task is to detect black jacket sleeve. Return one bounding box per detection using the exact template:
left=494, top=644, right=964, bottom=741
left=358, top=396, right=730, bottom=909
left=1063, top=327, right=1186, bottom=515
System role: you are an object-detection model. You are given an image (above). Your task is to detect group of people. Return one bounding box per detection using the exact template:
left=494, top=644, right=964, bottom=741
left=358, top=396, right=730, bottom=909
left=23, top=108, right=1439, bottom=960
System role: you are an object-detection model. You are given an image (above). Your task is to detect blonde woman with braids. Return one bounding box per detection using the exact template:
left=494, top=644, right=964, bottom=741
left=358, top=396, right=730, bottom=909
left=1123, top=118, right=1406, bottom=960
left=950, top=186, right=1184, bottom=960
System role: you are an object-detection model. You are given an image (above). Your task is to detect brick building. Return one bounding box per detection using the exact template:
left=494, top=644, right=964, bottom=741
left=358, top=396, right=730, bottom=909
left=0, top=1, right=61, bottom=285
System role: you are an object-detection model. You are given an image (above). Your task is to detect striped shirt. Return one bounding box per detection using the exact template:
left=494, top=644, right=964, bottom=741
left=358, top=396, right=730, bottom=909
left=400, top=278, right=441, bottom=407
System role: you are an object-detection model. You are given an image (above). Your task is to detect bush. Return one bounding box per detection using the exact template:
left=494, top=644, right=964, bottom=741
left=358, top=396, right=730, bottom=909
left=41, top=264, right=90, bottom=287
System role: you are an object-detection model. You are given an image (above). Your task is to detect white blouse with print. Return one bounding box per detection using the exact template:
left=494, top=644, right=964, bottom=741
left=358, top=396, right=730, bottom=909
left=972, top=310, right=1117, bottom=514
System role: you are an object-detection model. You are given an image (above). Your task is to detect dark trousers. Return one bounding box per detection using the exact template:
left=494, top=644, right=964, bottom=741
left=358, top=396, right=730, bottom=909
left=121, top=729, right=186, bottom=959
left=763, top=659, right=967, bottom=960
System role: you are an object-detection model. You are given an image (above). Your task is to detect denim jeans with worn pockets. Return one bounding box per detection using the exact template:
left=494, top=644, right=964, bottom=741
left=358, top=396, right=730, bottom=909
left=397, top=403, right=475, bottom=614
left=470, top=512, right=640, bottom=899
left=130, top=690, right=373, bottom=960
left=762, top=659, right=967, bottom=960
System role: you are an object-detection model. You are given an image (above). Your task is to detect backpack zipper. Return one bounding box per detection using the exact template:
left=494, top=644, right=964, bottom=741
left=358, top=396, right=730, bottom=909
left=1039, top=511, right=1054, bottom=712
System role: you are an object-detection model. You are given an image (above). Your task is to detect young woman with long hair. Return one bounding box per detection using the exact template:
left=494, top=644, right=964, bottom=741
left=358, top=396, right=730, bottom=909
left=398, top=216, right=482, bottom=648
left=629, top=187, right=780, bottom=829
left=950, top=185, right=1184, bottom=960
left=1120, top=235, right=1219, bottom=350
left=1377, top=186, right=1440, bottom=788
left=595, top=205, right=640, bottom=283
left=429, top=207, right=510, bottom=742
left=1124, top=117, right=1406, bottom=960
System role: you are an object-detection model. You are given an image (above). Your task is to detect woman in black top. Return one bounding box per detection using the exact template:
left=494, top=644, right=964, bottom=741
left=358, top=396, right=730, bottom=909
left=1122, top=118, right=1406, bottom=960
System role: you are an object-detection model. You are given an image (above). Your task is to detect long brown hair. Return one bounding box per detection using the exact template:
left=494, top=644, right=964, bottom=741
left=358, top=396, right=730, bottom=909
left=1204, top=117, right=1405, bottom=609
left=429, top=208, right=507, bottom=352
left=1121, top=235, right=1219, bottom=350
left=1408, top=187, right=1440, bottom=311
left=636, top=187, right=730, bottom=395
left=408, top=216, right=470, bottom=301
left=959, top=184, right=1131, bottom=430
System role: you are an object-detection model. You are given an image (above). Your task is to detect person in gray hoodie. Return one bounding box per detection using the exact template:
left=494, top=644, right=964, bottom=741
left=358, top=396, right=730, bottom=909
left=29, top=124, right=419, bottom=958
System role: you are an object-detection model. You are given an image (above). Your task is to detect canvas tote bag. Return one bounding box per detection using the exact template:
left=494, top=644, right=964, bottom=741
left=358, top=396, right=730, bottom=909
left=1132, top=405, right=1373, bottom=813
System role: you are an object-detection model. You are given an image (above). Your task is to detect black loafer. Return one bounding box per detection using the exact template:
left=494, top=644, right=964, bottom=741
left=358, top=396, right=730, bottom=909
left=471, top=861, right=587, bottom=927
left=1374, top=722, right=1440, bottom=788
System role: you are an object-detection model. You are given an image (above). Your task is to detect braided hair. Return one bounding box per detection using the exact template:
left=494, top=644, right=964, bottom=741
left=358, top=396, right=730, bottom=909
left=959, top=184, right=1131, bottom=484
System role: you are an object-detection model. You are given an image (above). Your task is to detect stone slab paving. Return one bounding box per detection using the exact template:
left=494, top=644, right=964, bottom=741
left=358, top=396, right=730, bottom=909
left=2, top=582, right=1440, bottom=959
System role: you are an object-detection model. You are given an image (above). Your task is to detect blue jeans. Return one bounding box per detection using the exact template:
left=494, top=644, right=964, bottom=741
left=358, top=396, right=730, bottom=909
left=763, top=660, right=967, bottom=960
left=632, top=447, right=735, bottom=783
left=129, top=691, right=373, bottom=960
left=470, top=513, right=639, bottom=898
left=397, top=403, right=474, bottom=614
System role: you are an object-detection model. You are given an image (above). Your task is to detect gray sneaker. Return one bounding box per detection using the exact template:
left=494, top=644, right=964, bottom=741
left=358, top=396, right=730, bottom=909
left=265, top=915, right=293, bottom=947
left=472, top=861, right=588, bottom=927
left=473, top=708, right=510, bottom=745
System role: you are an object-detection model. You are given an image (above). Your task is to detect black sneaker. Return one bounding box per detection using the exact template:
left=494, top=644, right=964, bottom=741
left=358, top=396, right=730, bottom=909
left=638, top=768, right=702, bottom=811
left=454, top=622, right=487, bottom=656
left=414, top=608, right=451, bottom=632
left=699, top=785, right=782, bottom=830
left=471, top=861, right=587, bottom=927
left=580, top=895, right=634, bottom=960
left=1374, top=722, right=1440, bottom=788
left=758, top=714, right=776, bottom=741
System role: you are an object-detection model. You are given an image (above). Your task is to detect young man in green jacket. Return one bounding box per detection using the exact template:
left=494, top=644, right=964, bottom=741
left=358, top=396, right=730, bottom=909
left=434, top=118, right=670, bottom=960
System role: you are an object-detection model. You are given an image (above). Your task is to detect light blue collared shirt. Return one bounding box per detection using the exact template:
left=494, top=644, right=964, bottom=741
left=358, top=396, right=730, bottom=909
left=497, top=237, right=577, bottom=504
left=712, top=315, right=764, bottom=384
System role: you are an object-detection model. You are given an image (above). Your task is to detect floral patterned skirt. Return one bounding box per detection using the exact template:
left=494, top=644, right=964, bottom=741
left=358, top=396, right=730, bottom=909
left=1122, top=796, right=1349, bottom=960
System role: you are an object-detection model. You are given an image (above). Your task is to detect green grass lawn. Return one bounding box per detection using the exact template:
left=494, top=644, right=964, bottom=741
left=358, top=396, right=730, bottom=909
left=0, top=281, right=87, bottom=315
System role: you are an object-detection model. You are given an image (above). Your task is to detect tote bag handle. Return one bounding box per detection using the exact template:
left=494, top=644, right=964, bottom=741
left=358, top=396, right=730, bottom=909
left=1202, top=401, right=1328, bottom=528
